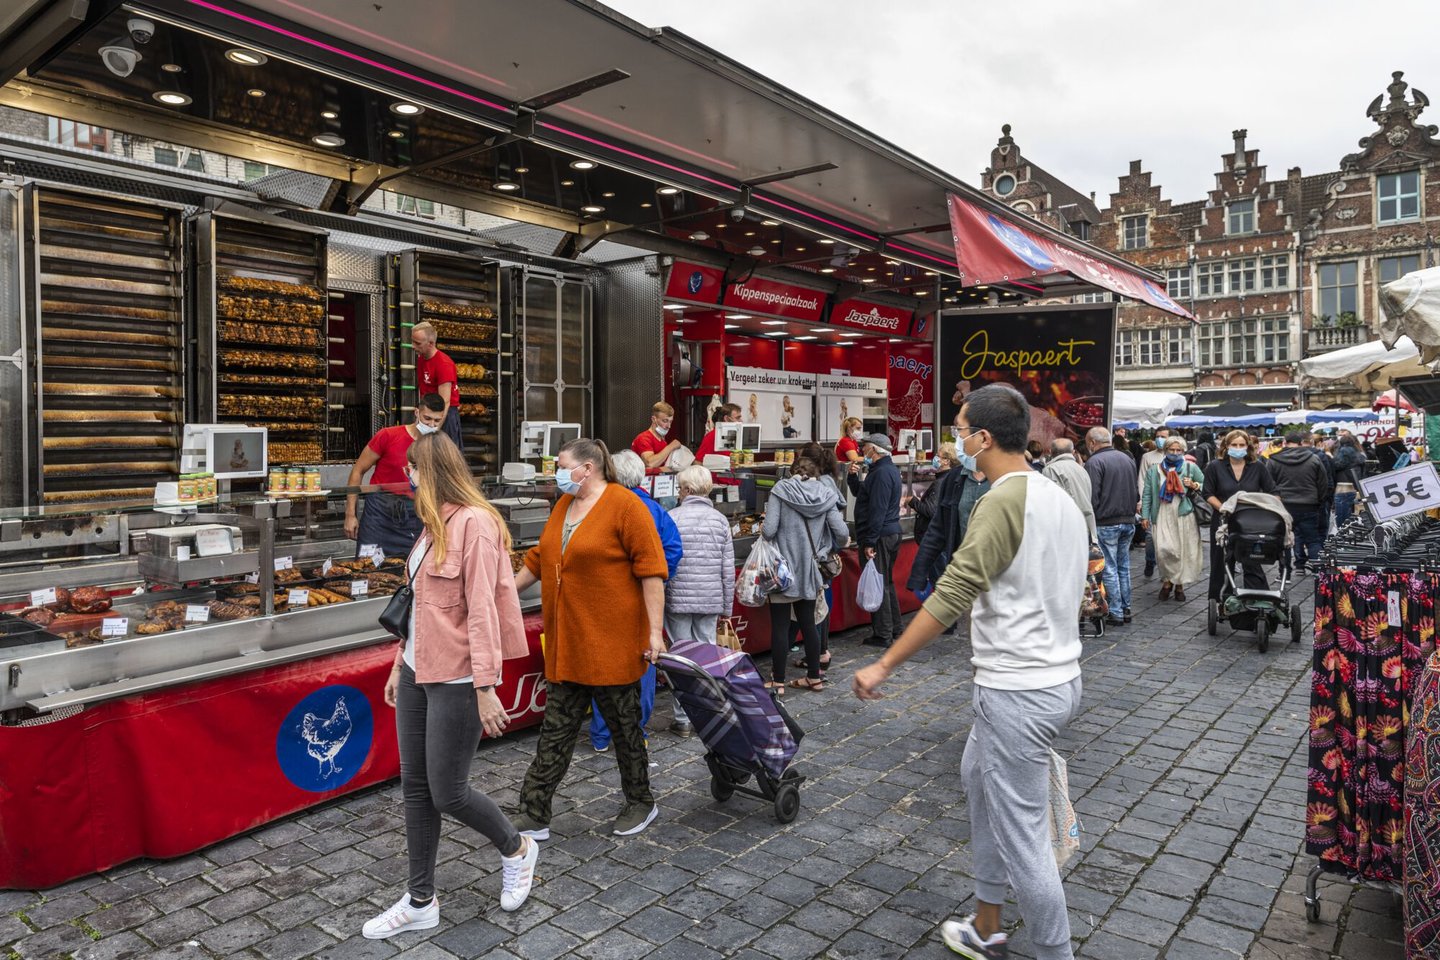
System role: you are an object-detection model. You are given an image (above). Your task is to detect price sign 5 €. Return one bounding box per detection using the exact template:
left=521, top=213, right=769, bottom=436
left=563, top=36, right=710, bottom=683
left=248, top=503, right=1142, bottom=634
left=1359, top=461, right=1440, bottom=522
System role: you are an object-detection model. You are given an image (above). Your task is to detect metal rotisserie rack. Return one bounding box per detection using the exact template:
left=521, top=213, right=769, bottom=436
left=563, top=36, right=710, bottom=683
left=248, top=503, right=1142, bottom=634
left=27, top=188, right=184, bottom=504
left=194, top=213, right=329, bottom=465
left=393, top=251, right=501, bottom=473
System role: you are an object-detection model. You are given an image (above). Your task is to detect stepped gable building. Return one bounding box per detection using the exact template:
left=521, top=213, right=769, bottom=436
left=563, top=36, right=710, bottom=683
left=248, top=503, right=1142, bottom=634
left=978, top=124, right=1100, bottom=240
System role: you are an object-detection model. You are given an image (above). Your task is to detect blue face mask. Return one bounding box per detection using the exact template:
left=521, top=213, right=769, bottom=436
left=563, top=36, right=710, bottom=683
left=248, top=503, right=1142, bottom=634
left=555, top=467, right=581, bottom=495
left=955, top=434, right=979, bottom=474
left=932, top=456, right=942, bottom=471
left=1228, top=446, right=1248, bottom=459
left=407, top=470, right=418, bottom=492
left=1164, top=453, right=1184, bottom=467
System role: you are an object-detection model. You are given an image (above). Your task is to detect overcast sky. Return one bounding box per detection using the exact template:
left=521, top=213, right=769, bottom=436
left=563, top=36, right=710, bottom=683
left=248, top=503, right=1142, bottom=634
left=606, top=0, right=1438, bottom=205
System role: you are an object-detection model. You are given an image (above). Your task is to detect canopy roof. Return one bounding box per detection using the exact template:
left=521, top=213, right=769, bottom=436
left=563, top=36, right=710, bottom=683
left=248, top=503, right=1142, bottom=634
left=1295, top=334, right=1436, bottom=391
left=1380, top=266, right=1440, bottom=362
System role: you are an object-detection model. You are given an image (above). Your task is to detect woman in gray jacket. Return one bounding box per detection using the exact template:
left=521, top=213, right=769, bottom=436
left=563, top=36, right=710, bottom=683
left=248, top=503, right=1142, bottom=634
left=762, top=456, right=850, bottom=692
left=666, top=465, right=736, bottom=735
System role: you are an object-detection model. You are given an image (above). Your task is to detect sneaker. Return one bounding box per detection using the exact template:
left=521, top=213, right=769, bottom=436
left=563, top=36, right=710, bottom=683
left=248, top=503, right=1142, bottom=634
left=940, top=915, right=1009, bottom=959
left=499, top=836, right=539, bottom=912
left=511, top=813, right=550, bottom=841
left=612, top=802, right=659, bottom=836
left=362, top=893, right=440, bottom=940
left=593, top=741, right=611, bottom=753
left=673, top=720, right=694, bottom=737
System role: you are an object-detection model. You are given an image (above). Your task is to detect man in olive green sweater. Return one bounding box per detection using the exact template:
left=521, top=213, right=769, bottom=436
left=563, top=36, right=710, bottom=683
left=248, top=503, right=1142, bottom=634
left=854, top=383, right=1088, bottom=960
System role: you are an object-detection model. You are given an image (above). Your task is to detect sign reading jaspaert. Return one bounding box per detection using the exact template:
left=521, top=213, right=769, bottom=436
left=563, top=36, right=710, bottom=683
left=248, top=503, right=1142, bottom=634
left=938, top=304, right=1114, bottom=445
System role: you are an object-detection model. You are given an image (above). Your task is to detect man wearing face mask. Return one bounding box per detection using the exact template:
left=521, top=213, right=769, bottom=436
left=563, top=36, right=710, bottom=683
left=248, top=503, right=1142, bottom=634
left=410, top=323, right=463, bottom=452
left=695, top=403, right=742, bottom=463
left=1084, top=427, right=1139, bottom=628
left=632, top=402, right=682, bottom=474
left=849, top=433, right=903, bottom=647
left=345, top=393, right=449, bottom=557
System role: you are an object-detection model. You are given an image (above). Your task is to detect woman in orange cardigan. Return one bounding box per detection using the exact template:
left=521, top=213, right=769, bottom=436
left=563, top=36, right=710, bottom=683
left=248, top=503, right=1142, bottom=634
left=512, top=438, right=669, bottom=840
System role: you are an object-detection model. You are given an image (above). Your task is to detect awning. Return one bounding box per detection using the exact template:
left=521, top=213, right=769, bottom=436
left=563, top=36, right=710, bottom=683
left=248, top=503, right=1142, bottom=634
left=946, top=193, right=1192, bottom=320
left=1111, top=390, right=1187, bottom=428
left=1189, top=387, right=1298, bottom=410
left=1379, top=266, right=1440, bottom=362
left=1295, top=334, right=1435, bottom=391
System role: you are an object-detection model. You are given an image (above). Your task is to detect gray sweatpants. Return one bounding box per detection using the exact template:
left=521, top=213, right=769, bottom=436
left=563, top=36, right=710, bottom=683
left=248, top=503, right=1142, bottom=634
left=963, top=677, right=1083, bottom=960
left=664, top=612, right=719, bottom=724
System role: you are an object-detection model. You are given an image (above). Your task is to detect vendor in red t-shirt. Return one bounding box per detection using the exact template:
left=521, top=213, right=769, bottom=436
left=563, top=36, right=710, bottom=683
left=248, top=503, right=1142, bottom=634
left=835, top=416, right=865, bottom=467
left=696, top=403, right=742, bottom=461
left=410, top=321, right=464, bottom=453
left=343, top=393, right=448, bottom=556
left=632, top=401, right=681, bottom=473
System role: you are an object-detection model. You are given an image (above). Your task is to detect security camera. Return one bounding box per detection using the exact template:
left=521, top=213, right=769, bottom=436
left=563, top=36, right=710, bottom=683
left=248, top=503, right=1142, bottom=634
left=127, top=18, right=156, bottom=44
left=99, top=38, right=141, bottom=77
left=729, top=205, right=746, bottom=223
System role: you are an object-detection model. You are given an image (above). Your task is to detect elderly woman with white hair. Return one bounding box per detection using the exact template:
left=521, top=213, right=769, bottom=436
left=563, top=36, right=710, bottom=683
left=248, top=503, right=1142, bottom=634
left=663, top=464, right=736, bottom=735
left=1139, top=434, right=1205, bottom=602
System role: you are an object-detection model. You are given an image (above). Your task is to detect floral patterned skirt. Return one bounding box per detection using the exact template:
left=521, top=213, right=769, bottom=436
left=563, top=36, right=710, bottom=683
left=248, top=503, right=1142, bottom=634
left=1406, top=649, right=1440, bottom=956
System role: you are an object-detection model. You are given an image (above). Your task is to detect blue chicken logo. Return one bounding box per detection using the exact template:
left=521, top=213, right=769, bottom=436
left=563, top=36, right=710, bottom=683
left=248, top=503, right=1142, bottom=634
left=276, top=685, right=373, bottom=792
left=687, top=270, right=705, bottom=295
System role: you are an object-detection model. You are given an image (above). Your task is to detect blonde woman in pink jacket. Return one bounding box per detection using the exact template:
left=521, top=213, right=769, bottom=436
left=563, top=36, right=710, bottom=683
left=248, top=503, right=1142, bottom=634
left=364, top=433, right=536, bottom=940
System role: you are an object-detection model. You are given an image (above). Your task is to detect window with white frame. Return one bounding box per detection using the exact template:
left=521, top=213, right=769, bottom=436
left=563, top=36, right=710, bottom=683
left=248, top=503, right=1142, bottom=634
left=1259, top=317, right=1290, bottom=363
left=1167, top=267, right=1191, bottom=301
left=1165, top=327, right=1192, bottom=365
left=1198, top=322, right=1226, bottom=366
left=1136, top=328, right=1163, bottom=366
left=1115, top=332, right=1135, bottom=367
left=1227, top=258, right=1257, bottom=294
left=1228, top=319, right=1258, bottom=365
left=1122, top=215, right=1147, bottom=250
left=1379, top=254, right=1421, bottom=285
left=1197, top=261, right=1225, bottom=296
left=1075, top=291, right=1111, bottom=303
left=1377, top=171, right=1421, bottom=224
left=1260, top=255, right=1289, bottom=290
left=1318, top=262, right=1358, bottom=320
left=1227, top=198, right=1256, bottom=235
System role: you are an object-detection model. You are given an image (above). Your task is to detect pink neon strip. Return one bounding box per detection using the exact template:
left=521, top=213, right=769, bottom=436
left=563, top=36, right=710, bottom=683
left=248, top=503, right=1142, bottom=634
left=552, top=103, right=739, bottom=171
left=255, top=0, right=512, bottom=90
left=183, top=0, right=510, bottom=113
left=755, top=193, right=879, bottom=242
left=537, top=121, right=734, bottom=191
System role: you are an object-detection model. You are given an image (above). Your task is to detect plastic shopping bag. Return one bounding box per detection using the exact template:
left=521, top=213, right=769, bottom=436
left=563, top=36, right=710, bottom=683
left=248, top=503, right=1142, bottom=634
left=736, top=538, right=792, bottom=607
left=666, top=445, right=696, bottom=471
left=1048, top=749, right=1081, bottom=867
left=856, top=558, right=884, bottom=613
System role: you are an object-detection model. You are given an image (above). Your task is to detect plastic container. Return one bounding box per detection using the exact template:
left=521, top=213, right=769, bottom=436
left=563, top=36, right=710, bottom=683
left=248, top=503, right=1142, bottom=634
left=269, top=467, right=286, bottom=494
left=305, top=467, right=321, bottom=493
left=178, top=475, right=197, bottom=502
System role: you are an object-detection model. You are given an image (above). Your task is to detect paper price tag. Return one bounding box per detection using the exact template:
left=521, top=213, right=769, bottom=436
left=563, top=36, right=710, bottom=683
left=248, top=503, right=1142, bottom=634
left=288, top=589, right=310, bottom=607
left=1360, top=461, right=1440, bottom=522
left=30, top=587, right=56, bottom=607
left=185, top=604, right=211, bottom=623
left=322, top=558, right=334, bottom=576
left=244, top=571, right=260, bottom=584
left=361, top=544, right=384, bottom=568
left=193, top=527, right=232, bottom=557
left=1389, top=591, right=1403, bottom=625
left=274, top=556, right=294, bottom=571
left=351, top=580, right=369, bottom=598
left=101, top=618, right=129, bottom=638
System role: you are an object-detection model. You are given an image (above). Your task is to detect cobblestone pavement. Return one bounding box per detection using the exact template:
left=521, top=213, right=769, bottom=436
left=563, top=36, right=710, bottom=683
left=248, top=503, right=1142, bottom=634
left=1, top=559, right=1408, bottom=960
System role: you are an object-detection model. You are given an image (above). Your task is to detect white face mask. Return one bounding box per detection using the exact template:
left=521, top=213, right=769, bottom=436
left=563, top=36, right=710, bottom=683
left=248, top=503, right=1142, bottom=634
left=416, top=421, right=439, bottom=435
left=850, top=430, right=863, bottom=441
left=654, top=425, right=669, bottom=438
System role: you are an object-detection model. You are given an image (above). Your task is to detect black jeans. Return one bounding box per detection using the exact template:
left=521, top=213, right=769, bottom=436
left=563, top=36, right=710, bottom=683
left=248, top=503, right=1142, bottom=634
left=396, top=666, right=520, bottom=901
left=1288, top=506, right=1324, bottom=567
left=870, top=534, right=903, bottom=642
left=770, top=598, right=820, bottom=683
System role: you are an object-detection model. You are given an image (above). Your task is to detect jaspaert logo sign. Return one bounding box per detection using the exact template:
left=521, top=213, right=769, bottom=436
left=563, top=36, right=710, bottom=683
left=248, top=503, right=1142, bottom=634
left=839, top=306, right=903, bottom=332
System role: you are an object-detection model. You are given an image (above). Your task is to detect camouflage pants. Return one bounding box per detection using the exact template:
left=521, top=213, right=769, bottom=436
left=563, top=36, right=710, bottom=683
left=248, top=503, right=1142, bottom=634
left=519, top=680, right=652, bottom=824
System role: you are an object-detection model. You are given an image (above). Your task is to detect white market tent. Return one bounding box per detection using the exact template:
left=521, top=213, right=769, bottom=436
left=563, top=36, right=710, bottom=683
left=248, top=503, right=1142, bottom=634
left=1295, top=334, right=1436, bottom=390
left=1380, top=266, right=1440, bottom=362
left=1111, top=390, right=1187, bottom=429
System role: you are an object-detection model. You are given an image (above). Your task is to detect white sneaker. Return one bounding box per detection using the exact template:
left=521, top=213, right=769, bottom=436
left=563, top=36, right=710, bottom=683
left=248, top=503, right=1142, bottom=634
left=499, top=835, right=539, bottom=911
left=362, top=893, right=439, bottom=940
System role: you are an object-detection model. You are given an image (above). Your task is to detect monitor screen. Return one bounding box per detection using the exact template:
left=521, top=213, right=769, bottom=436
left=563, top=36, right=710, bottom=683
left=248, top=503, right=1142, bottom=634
left=715, top=423, right=743, bottom=451
left=208, top=428, right=268, bottom=479
left=739, top=424, right=762, bottom=451
left=544, top=424, right=582, bottom=458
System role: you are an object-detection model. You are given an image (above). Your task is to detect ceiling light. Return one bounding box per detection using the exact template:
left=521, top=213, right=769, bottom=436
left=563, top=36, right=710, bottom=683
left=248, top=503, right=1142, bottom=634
left=724, top=324, right=740, bottom=330
left=761, top=219, right=780, bottom=227
left=493, top=180, right=519, bottom=192
left=747, top=246, right=765, bottom=256
left=820, top=267, right=836, bottom=274
left=795, top=246, right=806, bottom=252
left=657, top=186, right=680, bottom=195
left=581, top=204, right=604, bottom=215
left=153, top=92, right=192, bottom=106
left=867, top=267, right=876, bottom=272
left=321, top=110, right=338, bottom=120
left=766, top=331, right=788, bottom=338
left=312, top=133, right=345, bottom=147
left=715, top=223, right=726, bottom=229
left=689, top=231, right=708, bottom=241
left=390, top=102, right=424, bottom=116
left=744, top=231, right=756, bottom=237
left=246, top=88, right=266, bottom=98
left=762, top=320, right=787, bottom=327
left=916, top=290, right=929, bottom=296
left=225, top=48, right=268, bottom=66
left=769, top=239, right=780, bottom=244
left=601, top=191, right=615, bottom=198
left=515, top=166, right=529, bottom=174
left=793, top=335, right=818, bottom=341
left=561, top=179, right=575, bottom=187
left=861, top=278, right=877, bottom=284
left=818, top=238, right=835, bottom=245
left=924, top=271, right=937, bottom=277
left=977, top=285, right=989, bottom=290
left=569, top=159, right=597, bottom=170
left=663, top=304, right=687, bottom=311
left=724, top=314, right=751, bottom=320
left=640, top=202, right=652, bottom=208
left=834, top=341, right=852, bottom=347
left=161, top=63, right=182, bottom=73
left=813, top=327, right=832, bottom=333
left=839, top=332, right=865, bottom=338
left=387, top=130, right=405, bottom=138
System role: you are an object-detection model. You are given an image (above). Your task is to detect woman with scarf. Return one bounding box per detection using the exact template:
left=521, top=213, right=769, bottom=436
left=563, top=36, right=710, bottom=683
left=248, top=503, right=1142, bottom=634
left=1140, top=435, right=1205, bottom=602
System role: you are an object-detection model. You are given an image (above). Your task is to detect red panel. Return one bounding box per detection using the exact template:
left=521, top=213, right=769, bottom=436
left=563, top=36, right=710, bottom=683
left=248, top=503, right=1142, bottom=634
left=664, top=261, right=726, bottom=304
left=850, top=343, right=890, bottom=378
left=724, top=333, right=781, bottom=369
left=829, top=543, right=923, bottom=632
left=721, top=276, right=826, bottom=323
left=887, top=342, right=937, bottom=443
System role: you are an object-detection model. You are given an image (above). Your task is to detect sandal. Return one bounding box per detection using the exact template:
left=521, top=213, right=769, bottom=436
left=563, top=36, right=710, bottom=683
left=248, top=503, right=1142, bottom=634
left=765, top=681, right=787, bottom=696
left=791, top=656, right=830, bottom=673
left=788, top=677, right=826, bottom=691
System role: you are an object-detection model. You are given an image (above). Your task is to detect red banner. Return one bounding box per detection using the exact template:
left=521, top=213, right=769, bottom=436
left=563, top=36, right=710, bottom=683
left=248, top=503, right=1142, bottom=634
left=829, top=298, right=912, bottom=335
left=947, top=193, right=1193, bottom=320
left=665, top=261, right=726, bottom=304
left=887, top=341, right=935, bottom=443
left=722, top=274, right=826, bottom=323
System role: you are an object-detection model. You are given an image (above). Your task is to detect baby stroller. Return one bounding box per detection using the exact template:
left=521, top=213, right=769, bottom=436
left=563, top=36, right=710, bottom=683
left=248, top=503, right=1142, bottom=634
left=1207, top=492, right=1303, bottom=653
left=1080, top=543, right=1109, bottom=637
left=658, top=639, right=806, bottom=823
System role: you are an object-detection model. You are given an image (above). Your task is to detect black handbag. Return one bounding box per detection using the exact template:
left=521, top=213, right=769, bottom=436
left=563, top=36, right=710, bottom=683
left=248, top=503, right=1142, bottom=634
left=803, top=513, right=844, bottom=582
left=1187, top=489, right=1215, bottom=524
left=379, top=541, right=430, bottom=641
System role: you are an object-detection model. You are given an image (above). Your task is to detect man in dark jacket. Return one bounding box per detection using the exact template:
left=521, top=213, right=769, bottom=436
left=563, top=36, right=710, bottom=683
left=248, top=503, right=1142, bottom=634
left=849, top=434, right=903, bottom=647
left=1085, top=427, right=1139, bottom=626
left=1192, top=431, right=1216, bottom=473
left=1267, top=431, right=1331, bottom=572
